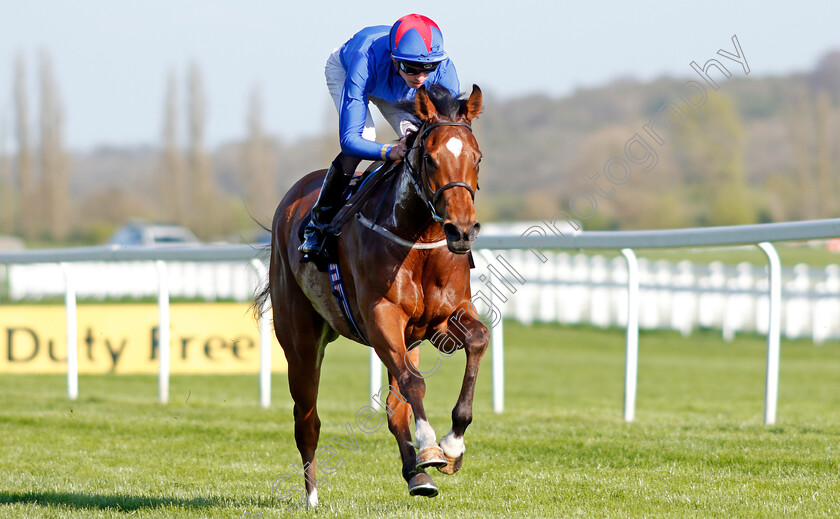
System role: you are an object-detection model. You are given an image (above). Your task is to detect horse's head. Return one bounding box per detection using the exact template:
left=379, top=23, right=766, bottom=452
left=409, top=84, right=483, bottom=254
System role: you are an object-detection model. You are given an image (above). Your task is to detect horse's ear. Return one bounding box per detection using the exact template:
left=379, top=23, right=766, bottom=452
left=460, top=84, right=483, bottom=121
left=415, top=85, right=438, bottom=122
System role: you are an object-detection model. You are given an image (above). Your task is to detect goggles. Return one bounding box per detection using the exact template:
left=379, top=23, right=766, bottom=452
left=398, top=60, right=440, bottom=75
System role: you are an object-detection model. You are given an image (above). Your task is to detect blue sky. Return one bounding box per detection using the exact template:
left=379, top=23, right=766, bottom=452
left=1, top=0, right=837, bottom=151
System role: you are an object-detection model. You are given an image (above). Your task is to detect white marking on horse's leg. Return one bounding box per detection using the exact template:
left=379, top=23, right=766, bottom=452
left=445, top=137, right=463, bottom=158
left=439, top=428, right=465, bottom=457
left=414, top=418, right=437, bottom=450
left=306, top=487, right=318, bottom=507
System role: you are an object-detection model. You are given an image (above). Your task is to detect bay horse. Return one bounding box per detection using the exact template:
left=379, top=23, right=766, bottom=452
left=259, top=84, right=488, bottom=506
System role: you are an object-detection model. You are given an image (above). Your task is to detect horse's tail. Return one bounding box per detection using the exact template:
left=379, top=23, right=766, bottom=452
left=251, top=253, right=271, bottom=324
left=250, top=215, right=273, bottom=322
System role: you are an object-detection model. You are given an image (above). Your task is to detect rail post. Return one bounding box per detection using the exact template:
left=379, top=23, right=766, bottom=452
left=156, top=260, right=170, bottom=404
left=758, top=242, right=781, bottom=425
left=621, top=248, right=639, bottom=422
left=60, top=263, right=78, bottom=401
left=250, top=259, right=272, bottom=409
left=478, top=250, right=505, bottom=413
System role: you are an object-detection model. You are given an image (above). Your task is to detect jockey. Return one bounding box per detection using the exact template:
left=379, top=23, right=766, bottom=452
left=299, top=13, right=461, bottom=258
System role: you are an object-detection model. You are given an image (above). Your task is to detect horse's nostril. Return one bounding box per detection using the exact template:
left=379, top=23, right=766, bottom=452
left=443, top=223, right=462, bottom=241
left=469, top=222, right=481, bottom=241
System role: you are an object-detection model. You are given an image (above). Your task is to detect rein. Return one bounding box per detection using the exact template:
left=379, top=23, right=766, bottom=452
left=404, top=122, right=475, bottom=224
left=359, top=121, right=476, bottom=249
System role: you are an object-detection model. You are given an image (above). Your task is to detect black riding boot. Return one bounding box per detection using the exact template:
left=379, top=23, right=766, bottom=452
left=298, top=155, right=359, bottom=257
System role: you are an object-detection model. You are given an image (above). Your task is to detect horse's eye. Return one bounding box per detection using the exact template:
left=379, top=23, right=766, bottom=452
left=424, top=155, right=436, bottom=168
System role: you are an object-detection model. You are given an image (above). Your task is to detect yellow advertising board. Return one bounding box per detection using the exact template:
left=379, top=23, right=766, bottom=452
left=0, top=303, right=286, bottom=374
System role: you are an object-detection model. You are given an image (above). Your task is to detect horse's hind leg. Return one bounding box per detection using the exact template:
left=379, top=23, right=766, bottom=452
left=274, top=309, right=330, bottom=507
left=436, top=306, right=489, bottom=475
left=270, top=263, right=330, bottom=507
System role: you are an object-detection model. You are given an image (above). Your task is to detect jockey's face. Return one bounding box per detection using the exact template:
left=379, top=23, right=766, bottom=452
left=394, top=59, right=430, bottom=89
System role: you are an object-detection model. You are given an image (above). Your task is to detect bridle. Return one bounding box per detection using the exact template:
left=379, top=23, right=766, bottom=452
left=403, top=122, right=476, bottom=224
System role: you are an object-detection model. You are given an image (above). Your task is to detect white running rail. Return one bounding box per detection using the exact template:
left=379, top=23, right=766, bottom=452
left=2, top=218, right=840, bottom=424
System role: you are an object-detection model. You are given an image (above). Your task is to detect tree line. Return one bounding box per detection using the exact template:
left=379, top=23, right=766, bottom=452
left=1, top=53, right=69, bottom=242
left=473, top=51, right=840, bottom=229
left=2, top=51, right=840, bottom=246
left=0, top=54, right=292, bottom=244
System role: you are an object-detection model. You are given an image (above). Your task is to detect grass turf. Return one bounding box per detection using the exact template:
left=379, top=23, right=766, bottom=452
left=1, top=322, right=838, bottom=518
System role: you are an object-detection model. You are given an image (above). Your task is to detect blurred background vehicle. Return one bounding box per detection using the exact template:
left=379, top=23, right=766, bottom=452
left=107, top=222, right=200, bottom=247
left=0, top=236, right=26, bottom=251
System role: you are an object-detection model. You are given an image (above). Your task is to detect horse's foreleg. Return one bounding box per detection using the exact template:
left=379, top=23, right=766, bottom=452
left=385, top=365, right=415, bottom=478
left=368, top=304, right=446, bottom=492
left=385, top=368, right=439, bottom=497
left=393, top=350, right=447, bottom=471
left=437, top=307, right=489, bottom=474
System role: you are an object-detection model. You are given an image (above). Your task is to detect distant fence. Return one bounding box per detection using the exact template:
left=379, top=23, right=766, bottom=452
left=3, top=259, right=258, bottom=302
left=5, top=251, right=840, bottom=343
left=472, top=252, right=840, bottom=343
left=2, top=218, right=840, bottom=426
left=0, top=245, right=271, bottom=409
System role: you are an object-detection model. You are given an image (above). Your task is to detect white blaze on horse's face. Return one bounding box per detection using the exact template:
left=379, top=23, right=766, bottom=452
left=432, top=130, right=481, bottom=255
left=445, top=137, right=463, bottom=158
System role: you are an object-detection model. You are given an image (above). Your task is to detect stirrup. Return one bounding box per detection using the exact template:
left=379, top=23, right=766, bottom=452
left=298, top=228, right=326, bottom=255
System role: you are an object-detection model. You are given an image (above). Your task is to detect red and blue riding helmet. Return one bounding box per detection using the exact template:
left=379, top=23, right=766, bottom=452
left=389, top=14, right=447, bottom=63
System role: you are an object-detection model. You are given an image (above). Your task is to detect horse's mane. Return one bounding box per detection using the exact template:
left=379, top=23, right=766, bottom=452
left=396, top=84, right=465, bottom=123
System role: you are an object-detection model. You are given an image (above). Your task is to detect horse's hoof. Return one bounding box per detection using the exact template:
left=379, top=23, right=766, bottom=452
left=416, top=445, right=447, bottom=469
left=408, top=471, right=439, bottom=497
left=436, top=452, right=464, bottom=475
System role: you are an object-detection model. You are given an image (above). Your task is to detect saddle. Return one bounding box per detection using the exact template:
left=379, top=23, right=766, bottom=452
left=299, top=160, right=401, bottom=272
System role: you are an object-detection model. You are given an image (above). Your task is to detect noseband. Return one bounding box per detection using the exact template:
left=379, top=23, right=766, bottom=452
left=404, top=122, right=476, bottom=223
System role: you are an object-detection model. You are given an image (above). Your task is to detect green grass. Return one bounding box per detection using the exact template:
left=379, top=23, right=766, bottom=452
left=1, top=323, right=839, bottom=518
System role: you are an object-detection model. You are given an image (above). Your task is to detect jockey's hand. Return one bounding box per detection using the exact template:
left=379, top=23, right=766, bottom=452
left=389, top=137, right=407, bottom=160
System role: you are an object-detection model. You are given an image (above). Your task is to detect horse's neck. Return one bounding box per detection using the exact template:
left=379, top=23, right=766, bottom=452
left=380, top=167, right=441, bottom=241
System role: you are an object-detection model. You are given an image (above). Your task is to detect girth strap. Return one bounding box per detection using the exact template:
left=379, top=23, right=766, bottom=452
left=328, top=262, right=368, bottom=344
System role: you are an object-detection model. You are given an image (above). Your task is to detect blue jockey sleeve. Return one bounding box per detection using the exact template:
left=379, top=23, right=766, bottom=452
left=338, top=50, right=388, bottom=160
left=337, top=27, right=461, bottom=160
